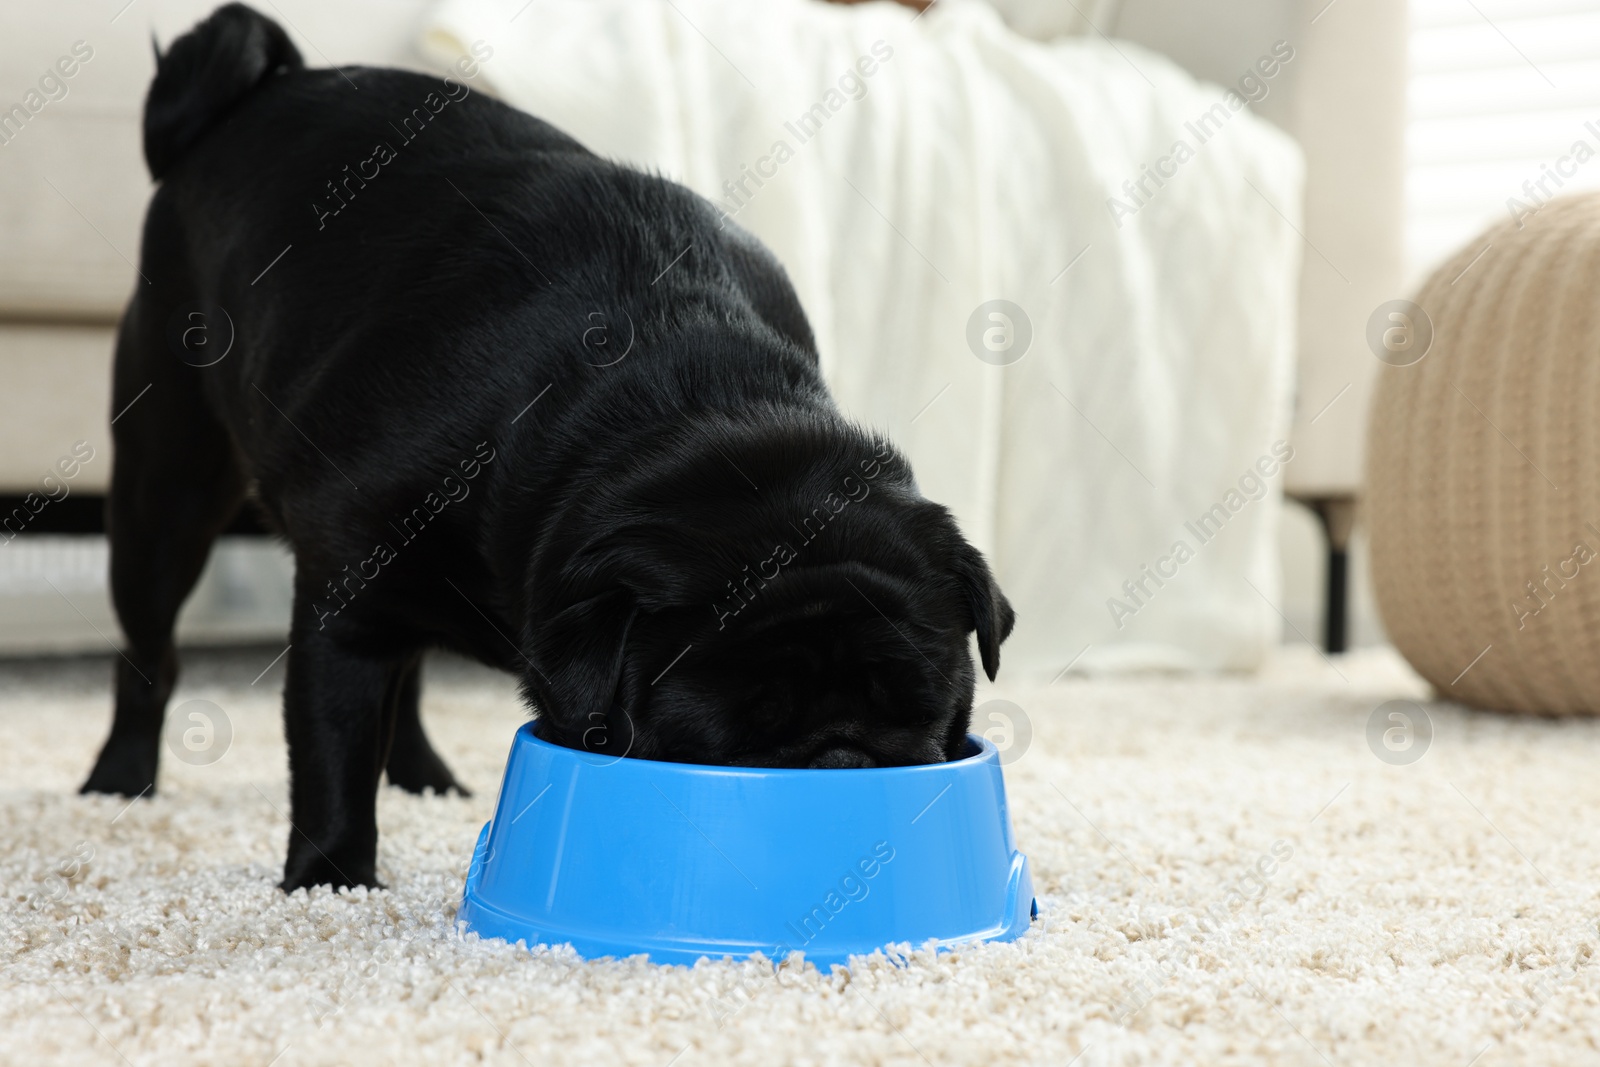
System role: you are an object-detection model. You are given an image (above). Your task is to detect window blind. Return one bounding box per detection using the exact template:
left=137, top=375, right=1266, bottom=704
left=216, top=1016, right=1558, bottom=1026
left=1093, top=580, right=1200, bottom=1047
left=1409, top=0, right=1600, bottom=285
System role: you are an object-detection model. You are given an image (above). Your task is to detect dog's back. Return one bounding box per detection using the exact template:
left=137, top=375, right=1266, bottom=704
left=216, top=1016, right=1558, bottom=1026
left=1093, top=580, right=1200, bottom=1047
left=134, top=4, right=820, bottom=537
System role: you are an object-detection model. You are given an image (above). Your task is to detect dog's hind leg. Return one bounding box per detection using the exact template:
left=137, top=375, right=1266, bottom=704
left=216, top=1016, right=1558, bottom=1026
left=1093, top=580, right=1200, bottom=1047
left=384, top=658, right=470, bottom=796
left=81, top=297, right=245, bottom=797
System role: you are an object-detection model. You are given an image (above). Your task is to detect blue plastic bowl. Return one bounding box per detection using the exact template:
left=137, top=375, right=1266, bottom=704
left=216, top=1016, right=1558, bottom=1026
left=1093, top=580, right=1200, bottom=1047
left=458, top=725, right=1034, bottom=967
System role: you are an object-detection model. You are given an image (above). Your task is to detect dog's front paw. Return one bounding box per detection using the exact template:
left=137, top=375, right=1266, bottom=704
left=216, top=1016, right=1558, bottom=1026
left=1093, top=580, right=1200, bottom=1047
left=280, top=854, right=382, bottom=893
left=281, top=838, right=382, bottom=893
left=386, top=750, right=472, bottom=797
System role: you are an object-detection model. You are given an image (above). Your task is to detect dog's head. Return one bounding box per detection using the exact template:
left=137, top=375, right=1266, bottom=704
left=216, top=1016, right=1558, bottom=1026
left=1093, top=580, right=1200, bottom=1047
left=523, top=419, right=1015, bottom=768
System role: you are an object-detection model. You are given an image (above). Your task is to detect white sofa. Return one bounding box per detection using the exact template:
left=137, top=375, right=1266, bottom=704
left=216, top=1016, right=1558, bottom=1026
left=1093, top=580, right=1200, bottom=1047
left=0, top=0, right=1407, bottom=652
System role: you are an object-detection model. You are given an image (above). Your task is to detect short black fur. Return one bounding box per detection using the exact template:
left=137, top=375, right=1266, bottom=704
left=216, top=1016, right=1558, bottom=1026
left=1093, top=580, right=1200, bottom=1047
left=82, top=3, right=1016, bottom=890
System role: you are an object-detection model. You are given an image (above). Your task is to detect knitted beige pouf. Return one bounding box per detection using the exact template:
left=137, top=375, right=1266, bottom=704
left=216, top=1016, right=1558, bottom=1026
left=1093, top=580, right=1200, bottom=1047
left=1366, top=193, right=1600, bottom=714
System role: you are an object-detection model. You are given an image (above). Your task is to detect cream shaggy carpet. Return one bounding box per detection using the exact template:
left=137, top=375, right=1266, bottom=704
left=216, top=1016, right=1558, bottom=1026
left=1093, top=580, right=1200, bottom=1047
left=4, top=644, right=1600, bottom=1066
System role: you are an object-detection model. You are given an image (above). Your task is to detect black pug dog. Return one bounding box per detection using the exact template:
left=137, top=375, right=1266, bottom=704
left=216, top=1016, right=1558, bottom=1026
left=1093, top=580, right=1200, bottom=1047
left=82, top=3, right=1015, bottom=891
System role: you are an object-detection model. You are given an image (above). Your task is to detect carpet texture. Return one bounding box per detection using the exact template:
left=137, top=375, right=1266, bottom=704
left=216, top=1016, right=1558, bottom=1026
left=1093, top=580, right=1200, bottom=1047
left=4, top=645, right=1600, bottom=1066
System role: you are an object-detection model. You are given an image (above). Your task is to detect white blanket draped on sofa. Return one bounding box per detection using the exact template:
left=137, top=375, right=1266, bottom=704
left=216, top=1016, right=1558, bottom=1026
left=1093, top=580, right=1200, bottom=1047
left=420, top=0, right=1304, bottom=677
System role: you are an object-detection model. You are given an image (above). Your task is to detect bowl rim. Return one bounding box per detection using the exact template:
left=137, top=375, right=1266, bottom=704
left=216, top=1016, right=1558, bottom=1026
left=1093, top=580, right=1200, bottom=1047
left=520, top=723, right=999, bottom=779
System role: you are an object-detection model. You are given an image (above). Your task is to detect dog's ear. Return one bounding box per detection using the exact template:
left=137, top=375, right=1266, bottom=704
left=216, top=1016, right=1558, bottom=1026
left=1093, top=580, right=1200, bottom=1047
left=530, top=589, right=639, bottom=742
left=953, top=540, right=1015, bottom=682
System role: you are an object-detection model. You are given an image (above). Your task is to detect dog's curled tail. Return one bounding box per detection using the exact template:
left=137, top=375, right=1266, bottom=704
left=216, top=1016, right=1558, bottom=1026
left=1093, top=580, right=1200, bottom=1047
left=144, top=3, right=303, bottom=180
